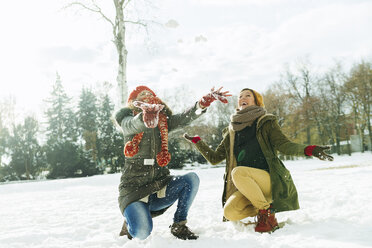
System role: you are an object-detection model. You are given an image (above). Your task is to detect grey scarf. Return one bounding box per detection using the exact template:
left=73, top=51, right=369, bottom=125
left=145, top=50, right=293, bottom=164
left=230, top=105, right=266, bottom=131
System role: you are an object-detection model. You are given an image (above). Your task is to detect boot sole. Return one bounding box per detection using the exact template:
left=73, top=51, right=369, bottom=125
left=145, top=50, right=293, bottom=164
left=256, top=222, right=285, bottom=234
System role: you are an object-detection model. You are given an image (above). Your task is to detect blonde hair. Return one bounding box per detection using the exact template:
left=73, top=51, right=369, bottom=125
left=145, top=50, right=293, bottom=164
left=240, top=88, right=264, bottom=107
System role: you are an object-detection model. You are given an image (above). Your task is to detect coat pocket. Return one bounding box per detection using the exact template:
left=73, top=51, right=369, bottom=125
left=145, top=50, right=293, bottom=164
left=271, top=158, right=292, bottom=181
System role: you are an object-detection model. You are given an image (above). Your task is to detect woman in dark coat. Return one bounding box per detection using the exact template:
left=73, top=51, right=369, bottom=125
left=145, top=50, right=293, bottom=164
left=184, top=88, right=333, bottom=233
left=115, top=85, right=230, bottom=240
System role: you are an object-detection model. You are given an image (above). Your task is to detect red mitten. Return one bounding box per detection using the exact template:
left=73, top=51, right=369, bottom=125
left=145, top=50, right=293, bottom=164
left=133, top=101, right=164, bottom=128
left=183, top=133, right=201, bottom=144
left=199, top=87, right=231, bottom=108
left=199, top=93, right=216, bottom=108
left=305, top=145, right=334, bottom=161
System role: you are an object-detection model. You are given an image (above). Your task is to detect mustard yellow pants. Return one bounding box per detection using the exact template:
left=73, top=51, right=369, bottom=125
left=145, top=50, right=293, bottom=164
left=223, top=166, right=272, bottom=221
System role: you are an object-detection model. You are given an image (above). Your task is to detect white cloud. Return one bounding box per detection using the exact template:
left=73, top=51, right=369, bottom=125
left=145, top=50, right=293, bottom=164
left=1, top=0, right=372, bottom=115
left=164, top=19, right=179, bottom=28
left=263, top=2, right=372, bottom=67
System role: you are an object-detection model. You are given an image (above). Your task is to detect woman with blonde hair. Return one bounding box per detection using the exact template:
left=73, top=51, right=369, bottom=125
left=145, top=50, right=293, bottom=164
left=184, top=88, right=333, bottom=233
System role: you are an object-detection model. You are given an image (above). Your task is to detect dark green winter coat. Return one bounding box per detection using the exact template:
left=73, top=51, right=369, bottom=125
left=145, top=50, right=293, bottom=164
left=116, top=103, right=205, bottom=214
left=194, top=114, right=307, bottom=213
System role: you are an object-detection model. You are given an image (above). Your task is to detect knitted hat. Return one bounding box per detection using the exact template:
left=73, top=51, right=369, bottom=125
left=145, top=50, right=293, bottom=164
left=127, top=86, right=156, bottom=103
left=124, top=86, right=171, bottom=167
left=240, top=88, right=265, bottom=107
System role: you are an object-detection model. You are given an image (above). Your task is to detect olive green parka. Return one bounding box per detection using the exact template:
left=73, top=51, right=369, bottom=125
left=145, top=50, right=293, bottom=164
left=194, top=114, right=307, bottom=213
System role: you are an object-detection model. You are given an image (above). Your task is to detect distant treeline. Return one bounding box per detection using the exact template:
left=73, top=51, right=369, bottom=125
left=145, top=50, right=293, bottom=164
left=0, top=60, right=371, bottom=182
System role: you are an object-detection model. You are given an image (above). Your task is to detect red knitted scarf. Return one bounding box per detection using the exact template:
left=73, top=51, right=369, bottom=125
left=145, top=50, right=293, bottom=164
left=124, top=96, right=171, bottom=167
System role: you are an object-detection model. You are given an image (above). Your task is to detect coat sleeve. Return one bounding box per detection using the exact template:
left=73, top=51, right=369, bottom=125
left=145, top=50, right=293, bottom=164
left=168, top=102, right=207, bottom=132
left=116, top=108, right=148, bottom=136
left=268, top=119, right=307, bottom=156
left=194, top=136, right=227, bottom=165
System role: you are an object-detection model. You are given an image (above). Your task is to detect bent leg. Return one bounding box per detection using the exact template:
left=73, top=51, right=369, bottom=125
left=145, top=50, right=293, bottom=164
left=231, top=167, right=272, bottom=210
left=124, top=201, right=153, bottom=240
left=149, top=172, right=200, bottom=223
left=224, top=191, right=257, bottom=221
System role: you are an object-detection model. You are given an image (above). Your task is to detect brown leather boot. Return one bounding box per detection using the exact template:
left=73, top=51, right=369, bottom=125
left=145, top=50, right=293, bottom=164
left=119, top=220, right=133, bottom=240
left=254, top=208, right=279, bottom=233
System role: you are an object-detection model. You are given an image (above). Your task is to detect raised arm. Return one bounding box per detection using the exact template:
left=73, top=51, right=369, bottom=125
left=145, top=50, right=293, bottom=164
left=115, top=108, right=147, bottom=136
left=168, top=103, right=206, bottom=131
left=169, top=86, right=231, bottom=131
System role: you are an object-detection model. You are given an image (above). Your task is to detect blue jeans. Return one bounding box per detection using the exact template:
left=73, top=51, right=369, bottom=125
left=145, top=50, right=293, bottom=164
left=123, top=172, right=200, bottom=240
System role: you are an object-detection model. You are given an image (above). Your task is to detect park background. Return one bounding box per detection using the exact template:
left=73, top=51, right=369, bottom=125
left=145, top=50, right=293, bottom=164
left=0, top=0, right=371, bottom=180
left=1, top=1, right=372, bottom=247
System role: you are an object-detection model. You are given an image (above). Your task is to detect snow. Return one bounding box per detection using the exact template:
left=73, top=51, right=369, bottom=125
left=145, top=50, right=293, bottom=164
left=1, top=152, right=372, bottom=248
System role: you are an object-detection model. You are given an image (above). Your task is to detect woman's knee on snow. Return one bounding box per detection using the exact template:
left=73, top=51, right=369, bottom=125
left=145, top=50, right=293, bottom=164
left=130, top=223, right=153, bottom=240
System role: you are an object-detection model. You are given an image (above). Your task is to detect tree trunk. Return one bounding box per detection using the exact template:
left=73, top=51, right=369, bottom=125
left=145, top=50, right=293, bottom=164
left=368, top=123, right=372, bottom=151
left=305, top=102, right=311, bottom=144
left=25, top=157, right=30, bottom=180
left=335, top=111, right=342, bottom=155
left=366, top=105, right=372, bottom=151
left=344, top=126, right=351, bottom=156
left=306, top=125, right=311, bottom=145
left=361, top=101, right=370, bottom=152
left=361, top=126, right=366, bottom=152
left=114, top=0, right=128, bottom=108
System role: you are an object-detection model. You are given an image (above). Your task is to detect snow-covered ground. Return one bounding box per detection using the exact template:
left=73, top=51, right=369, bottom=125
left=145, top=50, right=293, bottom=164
left=1, top=153, right=372, bottom=248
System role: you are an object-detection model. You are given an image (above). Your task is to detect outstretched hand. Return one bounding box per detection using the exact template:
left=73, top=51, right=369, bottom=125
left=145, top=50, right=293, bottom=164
left=183, top=133, right=201, bottom=144
left=199, top=86, right=232, bottom=108
left=313, top=145, right=334, bottom=161
left=133, top=101, right=164, bottom=128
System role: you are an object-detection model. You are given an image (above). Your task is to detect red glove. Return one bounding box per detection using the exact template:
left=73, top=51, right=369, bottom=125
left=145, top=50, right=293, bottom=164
left=199, top=87, right=232, bottom=108
left=133, top=101, right=164, bottom=128
left=183, top=133, right=201, bottom=144
left=305, top=145, right=334, bottom=161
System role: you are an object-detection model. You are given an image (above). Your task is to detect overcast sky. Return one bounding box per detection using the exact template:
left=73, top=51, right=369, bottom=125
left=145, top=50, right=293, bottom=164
left=1, top=0, right=372, bottom=118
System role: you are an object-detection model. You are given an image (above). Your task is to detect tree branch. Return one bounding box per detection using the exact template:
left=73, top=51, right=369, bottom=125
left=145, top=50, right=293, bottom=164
left=123, top=0, right=132, bottom=10
left=65, top=1, right=115, bottom=28
left=123, top=20, right=147, bottom=27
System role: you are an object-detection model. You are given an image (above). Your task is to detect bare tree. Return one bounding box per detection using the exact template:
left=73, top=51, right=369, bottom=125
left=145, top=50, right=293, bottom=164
left=316, top=63, right=349, bottom=154
left=263, top=82, right=291, bottom=127
left=280, top=61, right=318, bottom=144
left=345, top=61, right=372, bottom=151
left=65, top=0, right=152, bottom=107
